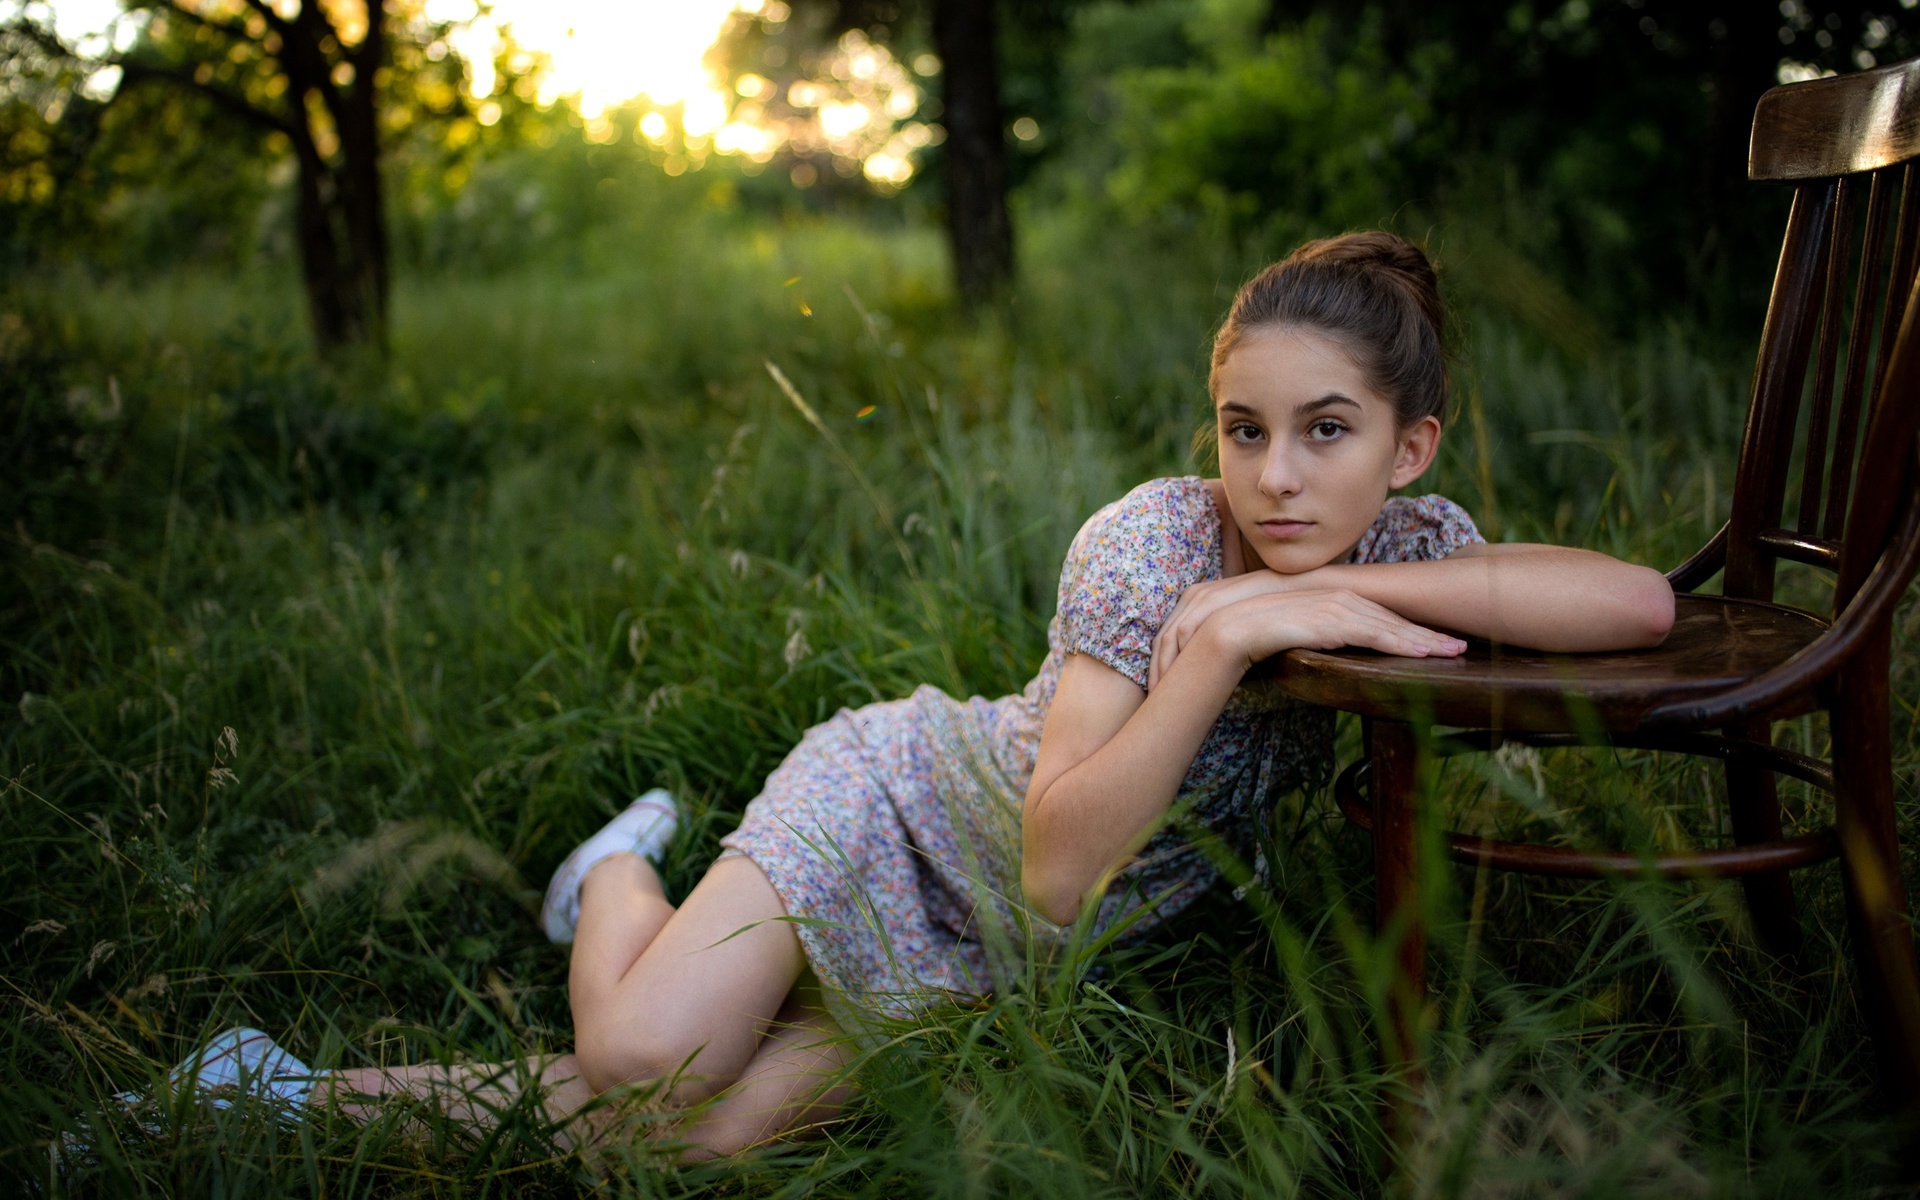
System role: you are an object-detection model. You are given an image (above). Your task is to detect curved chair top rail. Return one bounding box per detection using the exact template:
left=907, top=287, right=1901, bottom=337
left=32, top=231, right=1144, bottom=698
left=1752, top=57, right=1920, bottom=180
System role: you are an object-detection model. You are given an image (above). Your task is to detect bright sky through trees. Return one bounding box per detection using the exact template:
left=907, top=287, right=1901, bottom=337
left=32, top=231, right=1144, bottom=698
left=42, top=0, right=757, bottom=127
left=34, top=0, right=933, bottom=187
left=428, top=0, right=753, bottom=130
left=43, top=0, right=133, bottom=55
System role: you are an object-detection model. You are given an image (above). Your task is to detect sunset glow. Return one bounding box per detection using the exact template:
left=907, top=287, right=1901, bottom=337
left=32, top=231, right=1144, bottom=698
left=42, top=0, right=935, bottom=186
left=428, top=0, right=749, bottom=131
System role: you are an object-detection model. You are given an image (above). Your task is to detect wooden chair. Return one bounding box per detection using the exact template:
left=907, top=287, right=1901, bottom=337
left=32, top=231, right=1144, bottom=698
left=1270, top=58, right=1920, bottom=1118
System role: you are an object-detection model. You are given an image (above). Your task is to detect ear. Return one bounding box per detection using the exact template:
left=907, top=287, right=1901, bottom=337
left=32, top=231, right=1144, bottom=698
left=1388, top=415, right=1442, bottom=489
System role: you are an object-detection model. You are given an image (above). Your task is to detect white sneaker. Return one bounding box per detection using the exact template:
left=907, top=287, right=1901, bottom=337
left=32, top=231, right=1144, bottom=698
left=541, top=788, right=679, bottom=943
left=118, top=1026, right=316, bottom=1112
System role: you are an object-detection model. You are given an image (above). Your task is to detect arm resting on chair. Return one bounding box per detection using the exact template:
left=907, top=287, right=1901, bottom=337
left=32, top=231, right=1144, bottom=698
left=1321, top=544, right=1676, bottom=652
left=1147, top=545, right=1674, bottom=687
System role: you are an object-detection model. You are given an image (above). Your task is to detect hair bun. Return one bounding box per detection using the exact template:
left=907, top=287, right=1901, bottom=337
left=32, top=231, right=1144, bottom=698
left=1288, top=232, right=1443, bottom=340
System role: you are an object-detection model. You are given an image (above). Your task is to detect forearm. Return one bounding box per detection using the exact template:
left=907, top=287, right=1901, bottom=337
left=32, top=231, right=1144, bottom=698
left=1021, top=635, right=1246, bottom=925
left=1309, top=547, right=1674, bottom=652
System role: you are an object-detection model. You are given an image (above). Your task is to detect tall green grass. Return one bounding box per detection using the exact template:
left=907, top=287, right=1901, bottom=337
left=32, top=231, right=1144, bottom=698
left=2, top=199, right=1913, bottom=1196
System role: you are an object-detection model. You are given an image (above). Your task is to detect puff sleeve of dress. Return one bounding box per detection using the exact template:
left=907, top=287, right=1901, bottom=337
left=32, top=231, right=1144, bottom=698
left=1352, top=494, right=1485, bottom=564
left=1051, top=478, right=1220, bottom=690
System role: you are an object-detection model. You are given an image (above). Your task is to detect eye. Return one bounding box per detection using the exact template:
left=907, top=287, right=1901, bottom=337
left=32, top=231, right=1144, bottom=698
left=1226, top=421, right=1264, bottom=445
left=1306, top=419, right=1348, bottom=442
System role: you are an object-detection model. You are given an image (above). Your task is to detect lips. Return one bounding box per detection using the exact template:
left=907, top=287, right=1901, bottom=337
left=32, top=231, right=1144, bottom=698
left=1256, top=519, right=1314, bottom=539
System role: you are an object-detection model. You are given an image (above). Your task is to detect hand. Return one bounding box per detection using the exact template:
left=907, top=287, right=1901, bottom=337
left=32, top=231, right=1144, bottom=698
left=1155, top=587, right=1468, bottom=689
left=1150, top=569, right=1323, bottom=689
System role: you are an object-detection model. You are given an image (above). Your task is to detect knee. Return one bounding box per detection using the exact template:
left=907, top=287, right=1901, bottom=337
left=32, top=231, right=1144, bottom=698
left=574, top=1008, right=743, bottom=1100
left=574, top=1025, right=699, bottom=1097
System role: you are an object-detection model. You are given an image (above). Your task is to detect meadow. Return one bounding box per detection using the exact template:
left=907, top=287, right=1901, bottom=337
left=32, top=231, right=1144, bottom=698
left=3, top=174, right=1916, bottom=1196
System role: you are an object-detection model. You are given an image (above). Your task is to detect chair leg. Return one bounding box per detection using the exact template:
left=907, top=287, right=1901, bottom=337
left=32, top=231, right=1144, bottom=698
left=1831, top=632, right=1920, bottom=1133
left=1726, top=718, right=1802, bottom=957
left=1371, top=719, right=1427, bottom=1120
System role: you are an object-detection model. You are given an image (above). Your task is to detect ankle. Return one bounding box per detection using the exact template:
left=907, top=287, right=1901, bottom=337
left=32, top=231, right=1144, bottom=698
left=539, top=790, right=678, bottom=944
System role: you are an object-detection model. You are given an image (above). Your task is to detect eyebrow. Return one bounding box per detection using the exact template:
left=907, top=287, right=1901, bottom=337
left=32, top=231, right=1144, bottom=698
left=1296, top=395, right=1362, bottom=416
left=1218, top=395, right=1364, bottom=418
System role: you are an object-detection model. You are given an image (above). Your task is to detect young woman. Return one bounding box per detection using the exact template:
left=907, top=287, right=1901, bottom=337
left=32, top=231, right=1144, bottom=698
left=158, top=232, right=1674, bottom=1158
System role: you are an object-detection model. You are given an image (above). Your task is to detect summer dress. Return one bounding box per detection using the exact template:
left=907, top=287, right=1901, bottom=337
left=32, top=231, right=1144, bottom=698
left=719, top=476, right=1482, bottom=1015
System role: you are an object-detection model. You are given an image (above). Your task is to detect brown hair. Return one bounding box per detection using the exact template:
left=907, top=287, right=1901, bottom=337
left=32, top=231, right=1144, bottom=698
left=1208, top=231, right=1448, bottom=427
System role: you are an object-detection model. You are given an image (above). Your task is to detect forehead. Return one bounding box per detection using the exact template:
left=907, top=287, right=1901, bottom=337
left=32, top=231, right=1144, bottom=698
left=1214, top=325, right=1386, bottom=409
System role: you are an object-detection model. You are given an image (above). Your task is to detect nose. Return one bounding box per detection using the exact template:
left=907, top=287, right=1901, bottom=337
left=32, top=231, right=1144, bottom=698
left=1257, top=442, right=1303, bottom=500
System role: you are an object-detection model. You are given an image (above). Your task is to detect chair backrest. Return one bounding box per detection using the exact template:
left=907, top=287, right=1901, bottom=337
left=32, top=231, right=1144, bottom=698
left=1727, top=57, right=1920, bottom=617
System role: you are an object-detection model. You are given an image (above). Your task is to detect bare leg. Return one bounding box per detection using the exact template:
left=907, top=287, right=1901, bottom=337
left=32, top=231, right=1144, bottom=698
left=678, top=990, right=853, bottom=1159
left=319, top=853, right=834, bottom=1155
left=320, top=997, right=855, bottom=1161
left=320, top=1055, right=605, bottom=1150
left=568, top=850, right=676, bottom=1009
left=568, top=853, right=805, bottom=1102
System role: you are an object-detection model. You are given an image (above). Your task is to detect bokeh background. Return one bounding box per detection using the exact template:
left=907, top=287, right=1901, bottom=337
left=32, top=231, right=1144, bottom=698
left=6, top=1, right=1920, bottom=1195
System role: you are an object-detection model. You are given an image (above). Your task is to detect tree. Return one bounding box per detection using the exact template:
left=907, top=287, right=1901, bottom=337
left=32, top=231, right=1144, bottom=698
left=776, top=0, right=1047, bottom=306
left=7, top=0, right=474, bottom=356
left=119, top=0, right=393, bottom=354
left=929, top=0, right=1009, bottom=305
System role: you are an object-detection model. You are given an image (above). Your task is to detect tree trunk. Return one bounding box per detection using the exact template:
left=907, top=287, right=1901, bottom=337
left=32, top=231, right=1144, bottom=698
left=932, top=0, right=1012, bottom=307
left=337, top=5, right=389, bottom=354
left=108, top=0, right=389, bottom=357
left=277, top=0, right=389, bottom=356
left=290, top=135, right=351, bottom=350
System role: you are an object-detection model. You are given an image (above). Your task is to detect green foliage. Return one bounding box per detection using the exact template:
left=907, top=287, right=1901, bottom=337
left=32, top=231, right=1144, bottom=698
left=0, top=1, right=556, bottom=282
left=1028, top=0, right=1839, bottom=336
left=2, top=179, right=1916, bottom=1194
left=1100, top=10, right=1430, bottom=241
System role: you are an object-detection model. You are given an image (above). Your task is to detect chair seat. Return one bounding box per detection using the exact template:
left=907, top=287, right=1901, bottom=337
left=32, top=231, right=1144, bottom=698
left=1267, top=593, right=1828, bottom=732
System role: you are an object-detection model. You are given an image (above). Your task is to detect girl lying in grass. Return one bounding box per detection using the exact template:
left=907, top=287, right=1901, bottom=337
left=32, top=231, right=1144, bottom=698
left=155, top=231, right=1675, bottom=1158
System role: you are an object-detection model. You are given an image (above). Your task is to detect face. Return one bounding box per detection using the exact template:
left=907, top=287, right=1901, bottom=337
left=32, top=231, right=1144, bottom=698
left=1213, top=325, right=1441, bottom=574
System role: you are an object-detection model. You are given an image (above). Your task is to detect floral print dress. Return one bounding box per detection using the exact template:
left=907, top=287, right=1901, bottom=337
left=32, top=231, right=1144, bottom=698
left=718, top=476, right=1482, bottom=1014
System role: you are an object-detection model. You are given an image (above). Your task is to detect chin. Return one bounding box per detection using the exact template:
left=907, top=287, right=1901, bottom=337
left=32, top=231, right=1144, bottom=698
left=1254, top=543, right=1342, bottom=575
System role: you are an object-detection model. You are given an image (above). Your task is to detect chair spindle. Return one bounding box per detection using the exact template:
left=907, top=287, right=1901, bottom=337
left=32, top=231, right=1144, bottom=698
left=1727, top=180, right=1833, bottom=601
left=1831, top=163, right=1920, bottom=544
left=1801, top=175, right=1856, bottom=535
left=1821, top=167, right=1895, bottom=540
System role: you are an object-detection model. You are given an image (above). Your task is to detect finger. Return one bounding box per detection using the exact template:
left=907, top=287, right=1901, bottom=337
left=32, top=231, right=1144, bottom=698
left=1174, top=616, right=1198, bottom=654
left=1330, top=619, right=1437, bottom=657
left=1152, top=613, right=1200, bottom=687
left=1323, top=596, right=1466, bottom=654
left=1375, top=622, right=1465, bottom=654
left=1351, top=616, right=1467, bottom=657
left=1152, top=620, right=1185, bottom=687
left=1150, top=620, right=1182, bottom=689
left=1158, top=596, right=1202, bottom=656
left=1300, top=603, right=1442, bottom=653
